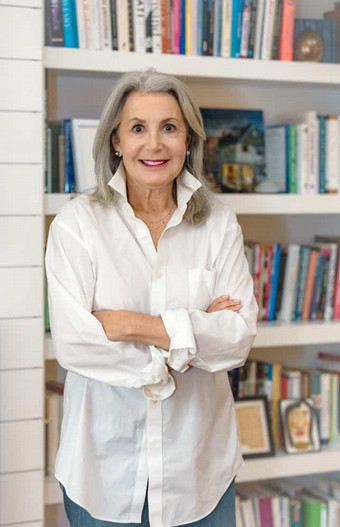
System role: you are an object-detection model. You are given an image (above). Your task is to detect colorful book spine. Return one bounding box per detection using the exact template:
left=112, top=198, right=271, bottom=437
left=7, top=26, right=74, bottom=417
left=309, top=252, right=323, bottom=320
left=161, top=0, right=168, bottom=52
left=318, top=115, right=327, bottom=194
left=268, top=243, right=281, bottom=321
left=294, top=246, right=310, bottom=320
left=63, top=119, right=75, bottom=194
left=288, top=123, right=297, bottom=193
left=221, top=0, right=232, bottom=57
left=45, top=0, right=65, bottom=46
left=179, top=0, right=186, bottom=54
left=197, top=0, right=204, bottom=55
left=185, top=0, right=192, bottom=54
left=61, top=0, right=79, bottom=47
left=302, top=249, right=319, bottom=321
left=231, top=0, right=243, bottom=58
left=247, top=0, right=257, bottom=57
left=172, top=0, right=181, bottom=54
left=277, top=0, right=295, bottom=61
left=240, top=0, right=251, bottom=58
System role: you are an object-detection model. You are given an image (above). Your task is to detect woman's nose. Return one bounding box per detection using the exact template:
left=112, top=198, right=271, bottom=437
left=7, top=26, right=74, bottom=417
left=145, top=131, right=162, bottom=151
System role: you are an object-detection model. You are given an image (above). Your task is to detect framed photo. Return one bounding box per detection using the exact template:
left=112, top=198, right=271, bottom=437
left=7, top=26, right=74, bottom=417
left=235, top=396, right=275, bottom=459
left=71, top=119, right=99, bottom=192
left=280, top=398, right=321, bottom=454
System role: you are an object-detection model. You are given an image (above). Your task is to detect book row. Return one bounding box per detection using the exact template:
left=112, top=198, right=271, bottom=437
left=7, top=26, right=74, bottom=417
left=236, top=478, right=340, bottom=526
left=229, top=353, right=340, bottom=452
left=45, top=0, right=339, bottom=63
left=265, top=113, right=340, bottom=195
left=244, top=238, right=340, bottom=323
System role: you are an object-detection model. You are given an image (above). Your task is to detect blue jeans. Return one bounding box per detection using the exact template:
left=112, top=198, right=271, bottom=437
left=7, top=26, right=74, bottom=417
left=60, top=481, right=236, bottom=527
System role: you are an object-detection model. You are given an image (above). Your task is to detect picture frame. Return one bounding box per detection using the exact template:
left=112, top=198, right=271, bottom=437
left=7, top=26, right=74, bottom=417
left=71, top=119, right=100, bottom=193
left=234, top=396, right=275, bottom=459
left=280, top=398, right=321, bottom=455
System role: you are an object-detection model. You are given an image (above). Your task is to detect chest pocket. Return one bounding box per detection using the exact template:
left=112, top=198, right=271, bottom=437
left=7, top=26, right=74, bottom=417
left=188, top=268, right=217, bottom=311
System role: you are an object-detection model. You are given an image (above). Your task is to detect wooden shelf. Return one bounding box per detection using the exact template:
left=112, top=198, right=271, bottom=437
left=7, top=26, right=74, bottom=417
left=44, top=47, right=340, bottom=86
left=237, top=441, right=340, bottom=483
left=45, top=321, right=340, bottom=360
left=45, top=475, right=63, bottom=505
left=44, top=193, right=340, bottom=216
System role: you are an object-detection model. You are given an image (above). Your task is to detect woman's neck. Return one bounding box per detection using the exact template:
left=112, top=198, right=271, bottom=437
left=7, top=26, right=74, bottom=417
left=127, top=180, right=177, bottom=214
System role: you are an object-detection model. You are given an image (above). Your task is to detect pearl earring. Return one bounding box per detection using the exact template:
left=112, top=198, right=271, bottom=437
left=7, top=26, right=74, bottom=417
left=186, top=150, right=190, bottom=156
left=115, top=151, right=121, bottom=157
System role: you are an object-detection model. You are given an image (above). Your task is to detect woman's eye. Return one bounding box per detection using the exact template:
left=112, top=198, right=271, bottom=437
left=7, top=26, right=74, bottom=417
left=132, top=125, right=144, bottom=133
left=164, top=124, right=175, bottom=132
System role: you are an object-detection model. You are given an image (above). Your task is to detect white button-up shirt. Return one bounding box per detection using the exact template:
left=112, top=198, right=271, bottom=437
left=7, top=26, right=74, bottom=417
left=45, top=164, right=258, bottom=527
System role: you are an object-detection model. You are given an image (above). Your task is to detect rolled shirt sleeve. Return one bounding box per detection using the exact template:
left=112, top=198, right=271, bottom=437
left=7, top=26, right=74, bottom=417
left=45, top=221, right=175, bottom=401
left=161, top=216, right=258, bottom=373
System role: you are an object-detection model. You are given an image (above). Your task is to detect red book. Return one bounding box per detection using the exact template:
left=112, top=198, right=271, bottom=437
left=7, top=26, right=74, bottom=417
left=278, top=0, right=296, bottom=61
left=259, top=496, right=273, bottom=527
left=263, top=244, right=273, bottom=321
left=302, top=249, right=319, bottom=321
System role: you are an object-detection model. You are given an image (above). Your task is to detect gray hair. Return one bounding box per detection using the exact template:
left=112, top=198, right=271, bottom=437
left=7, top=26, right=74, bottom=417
left=89, top=68, right=213, bottom=225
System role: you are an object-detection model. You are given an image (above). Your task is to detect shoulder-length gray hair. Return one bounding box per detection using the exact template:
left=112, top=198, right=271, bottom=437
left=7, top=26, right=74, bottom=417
left=89, top=68, right=213, bottom=225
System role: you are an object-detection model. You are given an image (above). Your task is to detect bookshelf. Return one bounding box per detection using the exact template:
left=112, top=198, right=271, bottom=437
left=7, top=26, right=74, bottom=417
left=0, top=0, right=337, bottom=524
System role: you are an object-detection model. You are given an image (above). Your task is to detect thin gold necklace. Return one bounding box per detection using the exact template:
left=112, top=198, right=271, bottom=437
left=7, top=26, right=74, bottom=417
left=139, top=205, right=177, bottom=228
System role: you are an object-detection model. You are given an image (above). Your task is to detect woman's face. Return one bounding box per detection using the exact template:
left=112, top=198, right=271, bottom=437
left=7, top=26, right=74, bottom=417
left=113, top=91, right=189, bottom=192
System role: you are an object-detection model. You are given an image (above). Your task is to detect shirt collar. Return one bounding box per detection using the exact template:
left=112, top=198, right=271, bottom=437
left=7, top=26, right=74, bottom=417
left=107, top=162, right=202, bottom=208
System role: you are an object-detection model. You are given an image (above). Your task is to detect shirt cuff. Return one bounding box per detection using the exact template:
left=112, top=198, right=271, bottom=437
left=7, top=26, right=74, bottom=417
left=140, top=346, right=176, bottom=401
left=160, top=309, right=197, bottom=373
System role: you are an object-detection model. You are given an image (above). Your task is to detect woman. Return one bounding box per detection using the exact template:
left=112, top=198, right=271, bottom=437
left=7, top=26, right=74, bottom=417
left=45, top=69, right=258, bottom=527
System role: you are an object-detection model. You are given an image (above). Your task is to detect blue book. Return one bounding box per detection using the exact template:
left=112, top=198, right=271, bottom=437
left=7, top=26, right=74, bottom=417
left=294, top=246, right=311, bottom=320
left=231, top=0, right=243, bottom=58
left=268, top=244, right=282, bottom=321
left=63, top=119, right=75, bottom=193
left=61, top=0, right=79, bottom=48
left=180, top=0, right=186, bottom=54
left=309, top=252, right=322, bottom=320
left=290, top=501, right=302, bottom=527
left=318, top=115, right=326, bottom=193
left=294, top=19, right=338, bottom=64
left=197, top=0, right=204, bottom=55
left=213, top=0, right=222, bottom=56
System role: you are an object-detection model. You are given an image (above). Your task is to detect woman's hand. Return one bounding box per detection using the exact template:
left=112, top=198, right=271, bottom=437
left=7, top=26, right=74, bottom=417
left=206, top=295, right=242, bottom=313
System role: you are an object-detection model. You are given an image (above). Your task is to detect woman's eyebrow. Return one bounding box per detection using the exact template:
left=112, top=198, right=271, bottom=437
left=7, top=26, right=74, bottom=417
left=128, top=117, right=179, bottom=123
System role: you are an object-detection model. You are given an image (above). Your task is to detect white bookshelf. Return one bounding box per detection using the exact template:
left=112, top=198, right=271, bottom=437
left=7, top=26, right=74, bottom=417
left=45, top=192, right=340, bottom=216
left=45, top=47, right=340, bottom=87
left=42, top=0, right=340, bottom=520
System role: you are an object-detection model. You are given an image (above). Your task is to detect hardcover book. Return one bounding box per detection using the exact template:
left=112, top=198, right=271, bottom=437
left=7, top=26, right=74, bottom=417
left=201, top=108, right=266, bottom=192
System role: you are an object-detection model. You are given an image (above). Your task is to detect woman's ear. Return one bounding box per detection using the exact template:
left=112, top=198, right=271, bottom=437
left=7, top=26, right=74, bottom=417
left=111, top=132, right=120, bottom=153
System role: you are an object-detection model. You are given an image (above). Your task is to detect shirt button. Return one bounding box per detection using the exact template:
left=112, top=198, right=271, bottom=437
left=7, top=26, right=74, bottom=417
left=155, top=271, right=162, bottom=279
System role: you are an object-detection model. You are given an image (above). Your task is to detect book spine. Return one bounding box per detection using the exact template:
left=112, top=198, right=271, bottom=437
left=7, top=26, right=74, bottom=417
left=296, top=123, right=309, bottom=194
left=133, top=0, right=145, bottom=51
left=58, top=134, right=66, bottom=193
left=317, top=249, right=330, bottom=319
left=263, top=244, right=273, bottom=321
left=161, top=0, right=168, bottom=52
left=231, top=0, right=243, bottom=58
left=247, top=0, right=257, bottom=57
left=110, top=0, right=118, bottom=50
left=145, top=0, right=153, bottom=51
left=197, top=0, right=204, bottom=55
left=253, top=0, right=265, bottom=59
left=201, top=0, right=210, bottom=55
left=98, top=0, right=112, bottom=49
left=117, top=0, right=130, bottom=51
left=302, top=249, right=319, bottom=321
left=278, top=244, right=300, bottom=322
left=268, top=243, right=281, bottom=321
left=324, top=244, right=338, bottom=321
left=271, top=0, right=283, bottom=58
left=277, top=0, right=295, bottom=61
left=325, top=115, right=339, bottom=193
left=63, top=119, right=75, bottom=194
left=333, top=248, right=340, bottom=319
left=213, top=0, right=222, bottom=56
left=288, top=123, right=297, bottom=193
left=207, top=0, right=215, bottom=55
left=151, top=0, right=162, bottom=52
left=166, top=0, right=172, bottom=51
left=185, top=0, right=192, bottom=54
left=305, top=110, right=319, bottom=195
left=172, top=0, right=181, bottom=53
left=127, top=0, right=134, bottom=50
left=221, top=0, right=232, bottom=57
left=240, top=0, right=251, bottom=58
left=46, top=0, right=65, bottom=46
left=61, top=0, right=79, bottom=47
left=179, top=0, right=186, bottom=54
left=318, top=115, right=327, bottom=193
left=309, top=252, right=322, bottom=320
left=260, top=0, right=277, bottom=60
left=88, top=0, right=101, bottom=49
left=294, top=246, right=310, bottom=320
left=74, top=0, right=87, bottom=47
left=320, top=372, right=331, bottom=444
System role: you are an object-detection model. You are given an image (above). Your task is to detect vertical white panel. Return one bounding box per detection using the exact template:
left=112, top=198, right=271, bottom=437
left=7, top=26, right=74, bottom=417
left=0, top=60, right=43, bottom=111
left=0, top=471, right=43, bottom=524
left=0, top=420, right=44, bottom=472
left=0, top=267, right=43, bottom=318
left=0, top=217, right=43, bottom=266
left=0, top=318, right=43, bottom=370
left=0, top=165, right=43, bottom=215
left=0, top=369, right=43, bottom=421
left=0, top=112, right=43, bottom=163
left=0, top=6, right=42, bottom=60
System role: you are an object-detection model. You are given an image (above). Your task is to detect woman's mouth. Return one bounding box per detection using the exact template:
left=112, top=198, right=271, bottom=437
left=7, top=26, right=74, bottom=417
left=139, top=159, right=169, bottom=167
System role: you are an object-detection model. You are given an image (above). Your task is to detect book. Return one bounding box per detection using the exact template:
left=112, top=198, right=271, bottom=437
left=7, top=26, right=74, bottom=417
left=45, top=0, right=65, bottom=46
left=133, top=0, right=145, bottom=52
left=278, top=0, right=295, bottom=61
left=110, top=0, right=118, bottom=50
left=98, top=0, right=112, bottom=49
left=325, top=115, right=339, bottom=193
left=231, top=0, right=243, bottom=58
left=117, top=0, right=129, bottom=51
left=201, top=108, right=266, bottom=193
left=151, top=1, right=162, bottom=53
left=240, top=0, right=251, bottom=58
left=323, top=3, right=340, bottom=63
left=295, top=123, right=309, bottom=194
left=221, top=0, right=232, bottom=57
left=145, top=0, right=153, bottom=52
left=278, top=244, right=300, bottom=322
left=264, top=125, right=288, bottom=193
left=261, top=0, right=277, bottom=60
left=253, top=0, right=265, bottom=59
left=61, top=0, right=79, bottom=47
left=304, top=110, right=319, bottom=195
left=74, top=0, right=86, bottom=48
